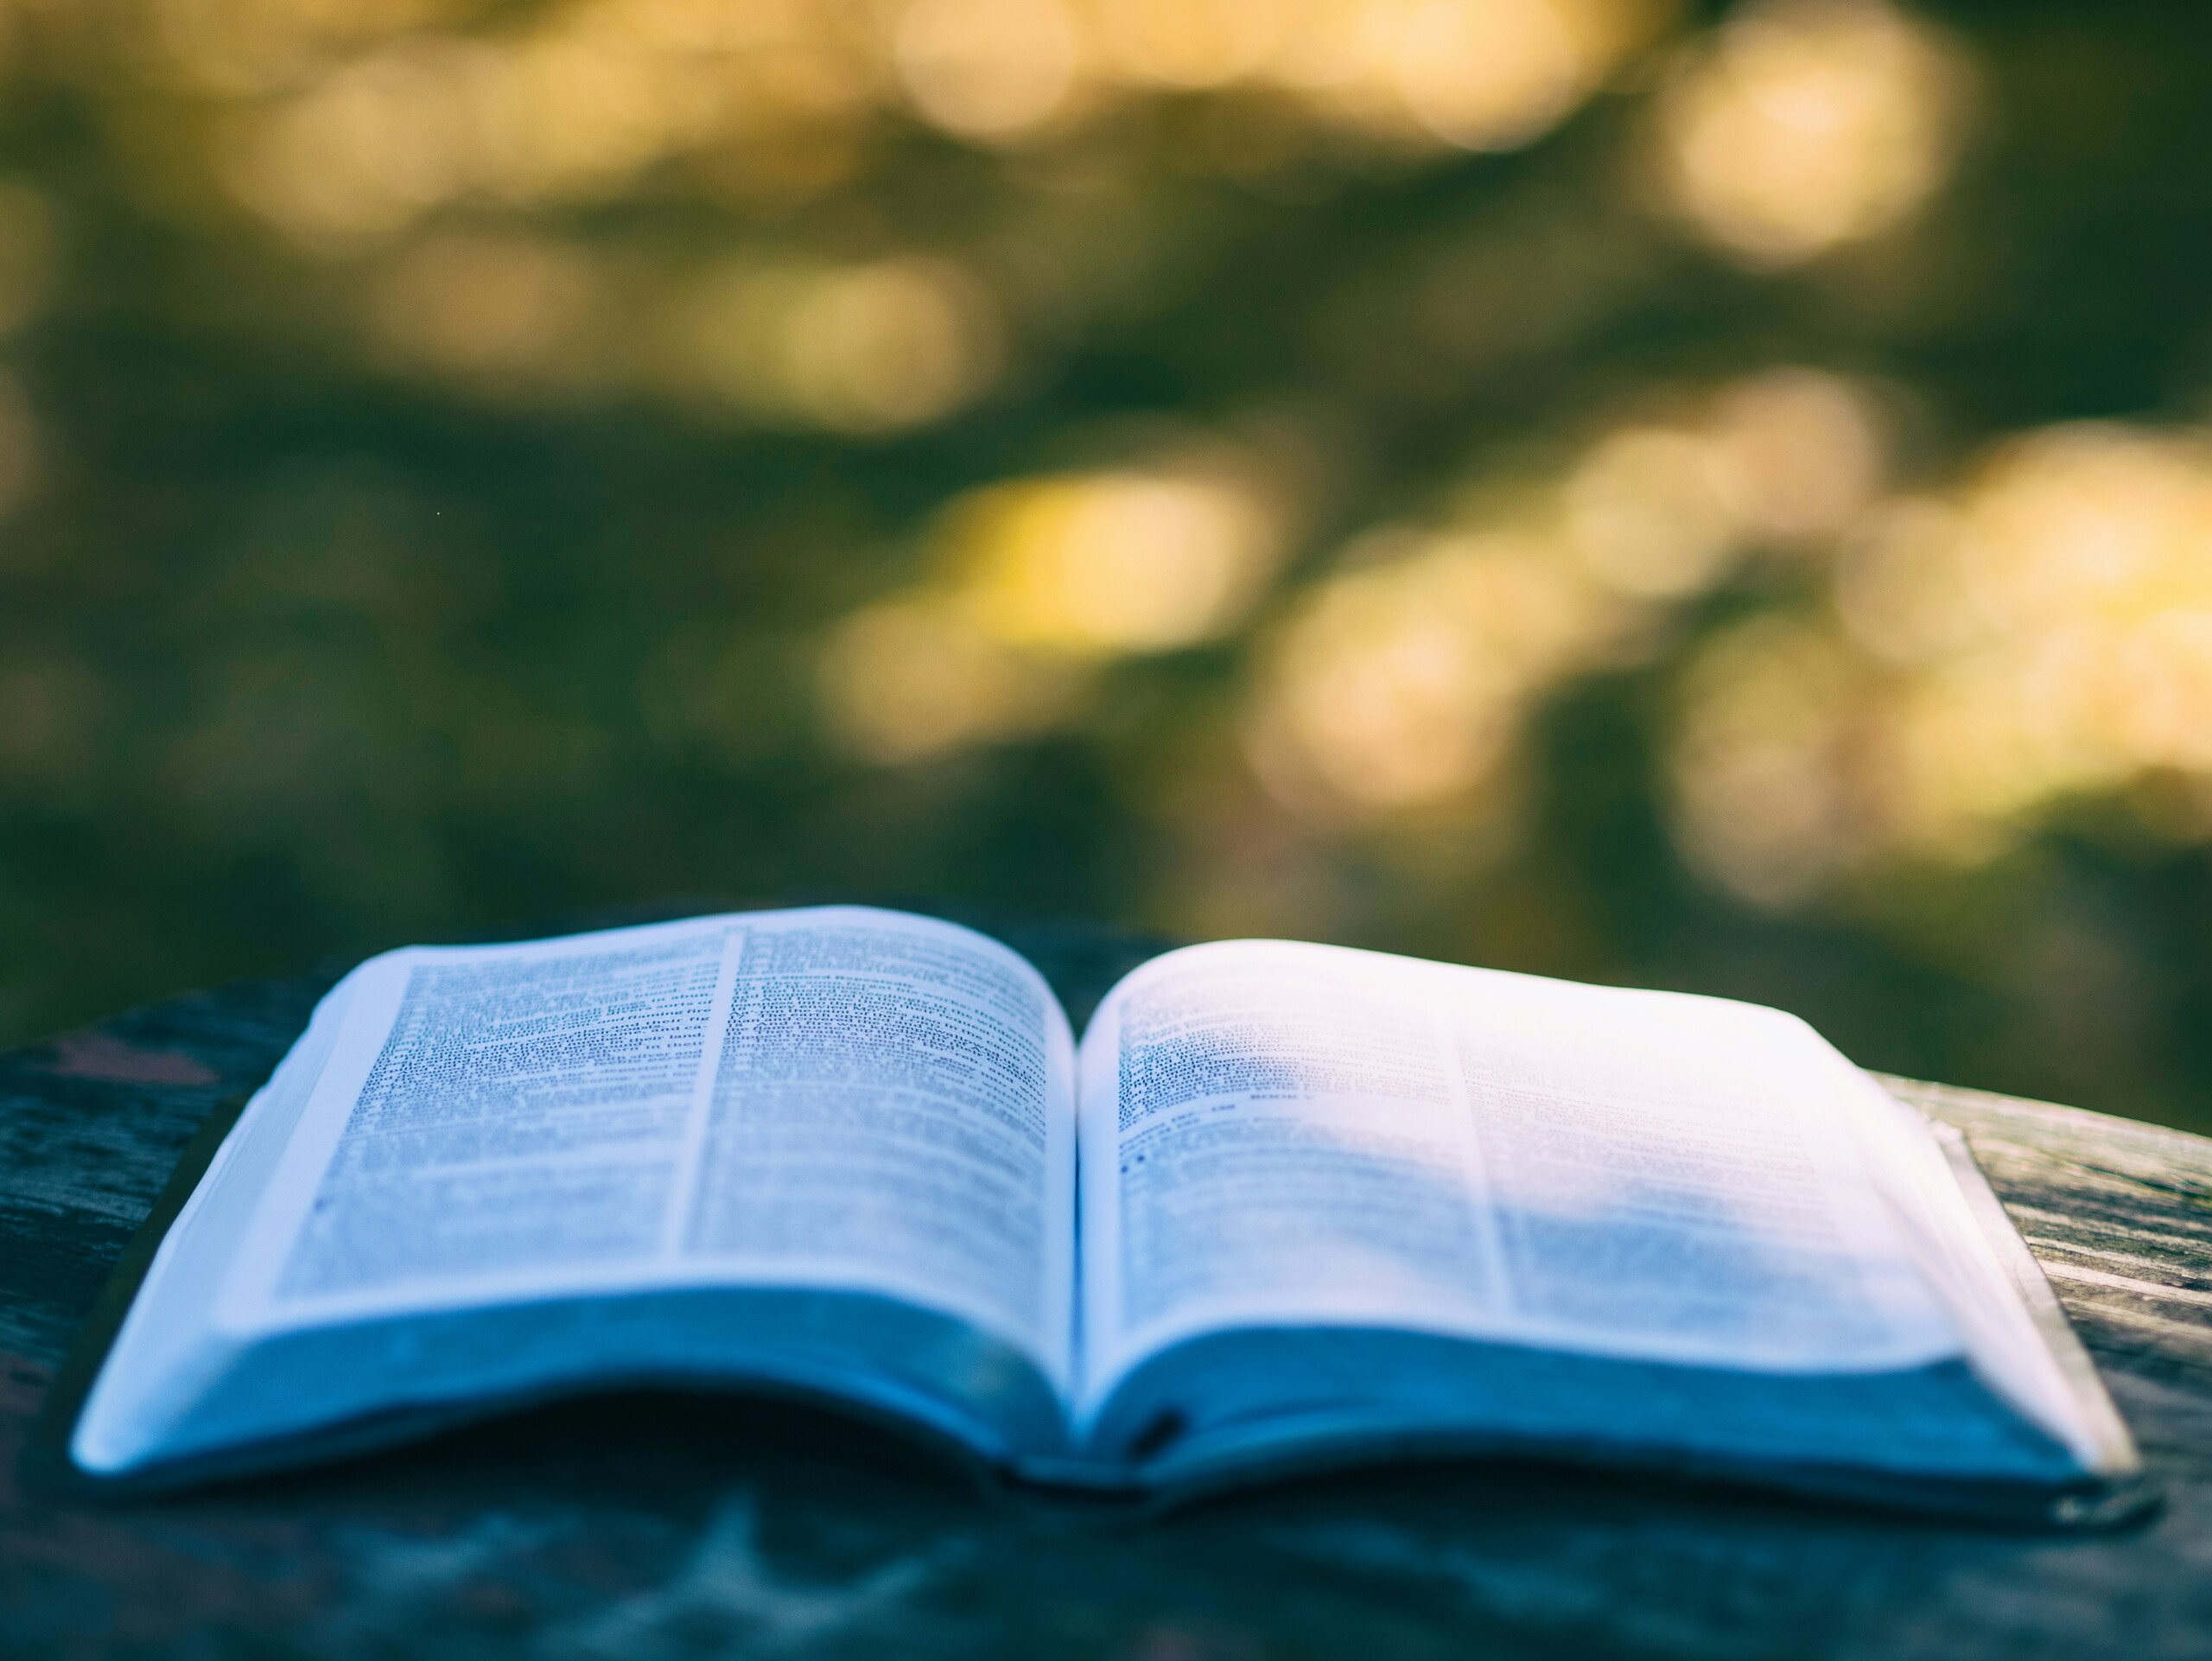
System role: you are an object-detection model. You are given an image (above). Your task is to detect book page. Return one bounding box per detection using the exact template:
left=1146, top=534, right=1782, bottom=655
left=1075, top=940, right=1964, bottom=1421
left=677, top=913, right=1075, bottom=1378
left=210, top=907, right=1075, bottom=1383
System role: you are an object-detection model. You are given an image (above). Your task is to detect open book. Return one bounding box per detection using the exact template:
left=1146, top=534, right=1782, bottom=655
left=59, top=907, right=2145, bottom=1520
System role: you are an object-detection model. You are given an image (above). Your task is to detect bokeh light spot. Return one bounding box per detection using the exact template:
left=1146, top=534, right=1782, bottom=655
left=1393, top=0, right=1590, bottom=152
left=895, top=0, right=1084, bottom=142
left=1248, top=531, right=1623, bottom=816
left=1670, top=617, right=1864, bottom=906
left=818, top=595, right=1075, bottom=762
left=674, top=255, right=1005, bottom=432
left=1703, top=367, right=1886, bottom=545
left=1673, top=421, right=2212, bottom=898
left=1654, top=0, right=1967, bottom=267
left=1093, top=0, right=1288, bottom=89
left=949, top=469, right=1286, bottom=655
left=1565, top=426, right=1738, bottom=598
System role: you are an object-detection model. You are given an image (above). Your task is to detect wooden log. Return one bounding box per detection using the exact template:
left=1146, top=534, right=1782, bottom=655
left=2, top=927, right=2209, bottom=1658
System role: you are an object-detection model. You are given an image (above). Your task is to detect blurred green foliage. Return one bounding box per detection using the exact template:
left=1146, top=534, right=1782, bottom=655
left=4, top=0, right=2212, bottom=1131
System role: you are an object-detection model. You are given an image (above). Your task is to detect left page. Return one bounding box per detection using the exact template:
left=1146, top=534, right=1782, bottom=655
left=73, top=906, right=1077, bottom=1479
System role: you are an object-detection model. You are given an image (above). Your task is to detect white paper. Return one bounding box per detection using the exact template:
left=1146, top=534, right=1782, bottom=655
left=77, top=907, right=1076, bottom=1474
left=677, top=913, right=1075, bottom=1376
left=1077, top=940, right=1964, bottom=1417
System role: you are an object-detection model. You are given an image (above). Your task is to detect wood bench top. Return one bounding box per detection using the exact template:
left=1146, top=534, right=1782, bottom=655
left=3, top=923, right=2209, bottom=1658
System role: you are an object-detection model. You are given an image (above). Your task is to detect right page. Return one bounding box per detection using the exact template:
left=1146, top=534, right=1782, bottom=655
left=1074, top=939, right=2116, bottom=1485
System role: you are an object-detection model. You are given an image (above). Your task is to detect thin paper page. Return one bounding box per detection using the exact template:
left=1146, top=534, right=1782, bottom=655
left=1840, top=1076, right=2113, bottom=1465
left=1077, top=941, right=1962, bottom=1415
left=677, top=912, right=1076, bottom=1384
left=275, top=925, right=734, bottom=1301
left=213, top=908, right=1074, bottom=1382
left=1444, top=967, right=1955, bottom=1365
left=1077, top=942, right=1505, bottom=1409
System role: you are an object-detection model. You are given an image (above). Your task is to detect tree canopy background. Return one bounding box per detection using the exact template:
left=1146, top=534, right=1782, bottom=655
left=5, top=0, right=2212, bottom=1129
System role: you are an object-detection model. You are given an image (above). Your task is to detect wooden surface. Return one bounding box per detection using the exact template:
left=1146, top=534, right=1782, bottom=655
left=5, top=922, right=2212, bottom=1659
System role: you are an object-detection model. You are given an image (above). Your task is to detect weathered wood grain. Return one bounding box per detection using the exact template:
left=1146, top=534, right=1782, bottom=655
left=3, top=927, right=2210, bottom=1660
